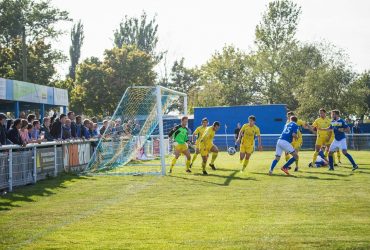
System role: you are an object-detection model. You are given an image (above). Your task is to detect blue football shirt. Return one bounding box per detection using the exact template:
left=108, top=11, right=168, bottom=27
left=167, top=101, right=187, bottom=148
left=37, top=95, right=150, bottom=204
left=279, top=122, right=299, bottom=143
left=330, top=118, right=348, bottom=141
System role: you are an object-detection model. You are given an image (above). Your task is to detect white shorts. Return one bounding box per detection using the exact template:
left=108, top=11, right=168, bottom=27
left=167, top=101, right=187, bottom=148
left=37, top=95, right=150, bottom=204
left=329, top=138, right=347, bottom=152
left=275, top=139, right=295, bottom=157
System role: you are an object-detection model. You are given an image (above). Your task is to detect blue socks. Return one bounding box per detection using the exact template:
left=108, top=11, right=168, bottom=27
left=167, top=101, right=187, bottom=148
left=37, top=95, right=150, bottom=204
left=270, top=159, right=278, bottom=171
left=344, top=153, right=356, bottom=166
left=329, top=155, right=334, bottom=169
left=283, top=157, right=295, bottom=169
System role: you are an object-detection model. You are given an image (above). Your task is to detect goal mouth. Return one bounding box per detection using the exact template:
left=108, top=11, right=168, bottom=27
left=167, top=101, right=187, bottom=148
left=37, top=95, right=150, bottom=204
left=84, top=86, right=187, bottom=176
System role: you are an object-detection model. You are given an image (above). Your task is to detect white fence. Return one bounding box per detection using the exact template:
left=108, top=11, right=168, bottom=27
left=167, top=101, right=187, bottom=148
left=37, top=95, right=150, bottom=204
left=0, top=140, right=96, bottom=192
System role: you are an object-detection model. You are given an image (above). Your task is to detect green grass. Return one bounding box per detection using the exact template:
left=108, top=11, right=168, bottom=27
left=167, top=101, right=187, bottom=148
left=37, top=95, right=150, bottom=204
left=1, top=151, right=370, bottom=249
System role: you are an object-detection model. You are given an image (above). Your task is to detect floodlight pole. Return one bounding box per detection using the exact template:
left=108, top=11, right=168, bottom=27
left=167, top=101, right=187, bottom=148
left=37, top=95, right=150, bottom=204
left=156, top=86, right=166, bottom=176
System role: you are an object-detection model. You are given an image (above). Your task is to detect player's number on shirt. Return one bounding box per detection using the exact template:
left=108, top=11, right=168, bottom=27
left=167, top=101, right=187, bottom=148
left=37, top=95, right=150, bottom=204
left=283, top=127, right=291, bottom=134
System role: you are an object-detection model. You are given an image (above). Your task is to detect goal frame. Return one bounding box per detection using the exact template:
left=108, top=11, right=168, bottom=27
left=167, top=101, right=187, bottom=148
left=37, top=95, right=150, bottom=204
left=86, top=85, right=187, bottom=176
left=156, top=85, right=188, bottom=175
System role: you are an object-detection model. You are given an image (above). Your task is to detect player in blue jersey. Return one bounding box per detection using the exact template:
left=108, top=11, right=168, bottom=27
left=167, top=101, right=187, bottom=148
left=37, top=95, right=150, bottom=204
left=269, top=116, right=299, bottom=176
left=319, top=110, right=358, bottom=171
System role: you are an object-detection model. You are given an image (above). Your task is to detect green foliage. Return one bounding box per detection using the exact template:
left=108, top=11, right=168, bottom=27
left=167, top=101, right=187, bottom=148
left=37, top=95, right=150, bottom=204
left=0, top=38, right=65, bottom=85
left=0, top=0, right=70, bottom=44
left=113, top=12, right=162, bottom=61
left=197, top=46, right=259, bottom=107
left=72, top=46, right=156, bottom=117
left=0, top=0, right=70, bottom=84
left=254, top=0, right=302, bottom=107
left=69, top=20, right=84, bottom=80
left=255, top=0, right=301, bottom=51
left=162, top=57, right=199, bottom=112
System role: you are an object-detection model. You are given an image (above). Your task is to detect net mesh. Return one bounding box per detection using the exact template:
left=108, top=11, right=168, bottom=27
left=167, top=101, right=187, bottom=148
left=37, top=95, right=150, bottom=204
left=85, top=86, right=186, bottom=175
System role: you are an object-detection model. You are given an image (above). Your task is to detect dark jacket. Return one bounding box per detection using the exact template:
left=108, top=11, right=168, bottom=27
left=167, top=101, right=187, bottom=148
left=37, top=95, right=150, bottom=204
left=70, top=121, right=77, bottom=137
left=40, top=124, right=54, bottom=141
left=7, top=127, right=23, bottom=145
left=62, top=126, right=72, bottom=140
left=50, top=119, right=63, bottom=139
left=0, top=124, right=7, bottom=145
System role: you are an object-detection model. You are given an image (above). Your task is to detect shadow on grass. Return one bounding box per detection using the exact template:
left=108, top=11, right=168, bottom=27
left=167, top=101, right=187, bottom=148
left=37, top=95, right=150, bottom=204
left=304, top=171, right=353, bottom=177
left=169, top=170, right=257, bottom=187
left=0, top=173, right=95, bottom=211
left=251, top=172, right=346, bottom=181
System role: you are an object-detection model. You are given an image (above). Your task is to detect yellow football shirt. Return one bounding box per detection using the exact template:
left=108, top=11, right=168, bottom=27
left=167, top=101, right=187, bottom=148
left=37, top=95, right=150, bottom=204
left=312, top=117, right=331, bottom=138
left=240, top=124, right=260, bottom=145
left=194, top=125, right=207, bottom=142
left=200, top=126, right=216, bottom=146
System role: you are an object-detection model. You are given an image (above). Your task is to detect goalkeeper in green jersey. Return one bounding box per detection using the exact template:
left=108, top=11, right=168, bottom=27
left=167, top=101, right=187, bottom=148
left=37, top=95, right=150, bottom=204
left=168, top=116, right=192, bottom=174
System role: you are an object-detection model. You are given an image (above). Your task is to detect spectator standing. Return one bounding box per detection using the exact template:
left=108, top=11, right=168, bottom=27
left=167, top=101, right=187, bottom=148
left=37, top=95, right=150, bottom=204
left=50, top=114, right=67, bottom=139
left=31, top=120, right=41, bottom=140
left=7, top=119, right=23, bottom=145
left=41, top=117, right=53, bottom=141
left=100, top=120, right=108, bottom=135
left=75, top=115, right=83, bottom=138
left=6, top=119, right=13, bottom=132
left=82, top=119, right=91, bottom=139
left=92, top=123, right=99, bottom=137
left=62, top=119, right=72, bottom=140
left=68, top=111, right=77, bottom=137
left=27, top=114, right=36, bottom=124
left=234, top=123, right=241, bottom=151
left=0, top=113, right=7, bottom=145
left=19, top=119, right=31, bottom=144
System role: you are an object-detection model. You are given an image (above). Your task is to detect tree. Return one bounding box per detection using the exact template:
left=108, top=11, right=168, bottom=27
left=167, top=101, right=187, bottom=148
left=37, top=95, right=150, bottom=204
left=69, top=20, right=84, bottom=80
left=0, top=38, right=65, bottom=86
left=296, top=64, right=356, bottom=120
left=198, top=46, right=259, bottom=106
left=254, top=0, right=302, bottom=106
left=113, top=12, right=162, bottom=61
left=72, top=45, right=157, bottom=117
left=162, top=58, right=199, bottom=112
left=0, top=0, right=70, bottom=82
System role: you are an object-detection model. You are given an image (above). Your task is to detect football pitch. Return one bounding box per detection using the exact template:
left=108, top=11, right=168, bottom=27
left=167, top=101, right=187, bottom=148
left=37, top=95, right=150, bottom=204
left=1, top=151, right=369, bottom=249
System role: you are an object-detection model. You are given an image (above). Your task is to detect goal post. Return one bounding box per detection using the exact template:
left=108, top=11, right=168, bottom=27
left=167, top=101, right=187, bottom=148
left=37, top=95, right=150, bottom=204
left=85, top=85, right=187, bottom=176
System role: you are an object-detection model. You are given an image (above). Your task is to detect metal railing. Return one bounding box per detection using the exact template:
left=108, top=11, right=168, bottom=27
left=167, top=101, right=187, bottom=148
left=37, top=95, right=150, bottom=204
left=0, top=139, right=97, bottom=192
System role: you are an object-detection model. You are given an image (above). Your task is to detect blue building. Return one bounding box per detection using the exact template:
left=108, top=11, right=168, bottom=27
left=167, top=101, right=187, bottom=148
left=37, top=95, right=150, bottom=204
left=0, top=78, right=68, bottom=119
left=194, top=104, right=287, bottom=134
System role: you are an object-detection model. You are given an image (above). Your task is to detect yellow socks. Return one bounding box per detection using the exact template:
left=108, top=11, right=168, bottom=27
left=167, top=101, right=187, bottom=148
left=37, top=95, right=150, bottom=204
left=210, top=152, right=218, bottom=164
left=324, top=151, right=328, bottom=158
left=202, top=162, right=206, bottom=171
left=170, top=157, right=177, bottom=171
left=186, top=159, right=191, bottom=170
left=312, top=151, right=319, bottom=165
left=242, top=159, right=249, bottom=171
left=191, top=153, right=198, bottom=164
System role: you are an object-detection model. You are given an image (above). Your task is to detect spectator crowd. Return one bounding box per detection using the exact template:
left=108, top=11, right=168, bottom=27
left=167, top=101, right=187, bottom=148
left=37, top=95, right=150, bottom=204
left=0, top=111, right=142, bottom=147
left=0, top=112, right=103, bottom=147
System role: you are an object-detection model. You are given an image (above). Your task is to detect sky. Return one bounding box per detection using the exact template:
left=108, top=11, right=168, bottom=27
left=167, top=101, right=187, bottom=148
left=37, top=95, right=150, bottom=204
left=52, top=0, right=370, bottom=78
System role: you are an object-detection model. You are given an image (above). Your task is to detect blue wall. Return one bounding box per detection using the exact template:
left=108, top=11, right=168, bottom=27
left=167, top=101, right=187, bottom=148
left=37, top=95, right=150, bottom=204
left=194, top=104, right=287, bottom=134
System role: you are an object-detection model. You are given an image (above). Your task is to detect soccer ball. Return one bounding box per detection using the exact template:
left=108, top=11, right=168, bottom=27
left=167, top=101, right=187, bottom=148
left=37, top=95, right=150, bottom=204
left=227, top=147, right=236, bottom=155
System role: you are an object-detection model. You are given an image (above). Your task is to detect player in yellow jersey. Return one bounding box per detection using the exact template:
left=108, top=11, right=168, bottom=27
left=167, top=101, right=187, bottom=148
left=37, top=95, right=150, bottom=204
left=190, top=118, right=208, bottom=168
left=199, top=121, right=220, bottom=175
left=309, top=108, right=332, bottom=167
left=236, top=115, right=262, bottom=173
left=285, top=111, right=314, bottom=171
